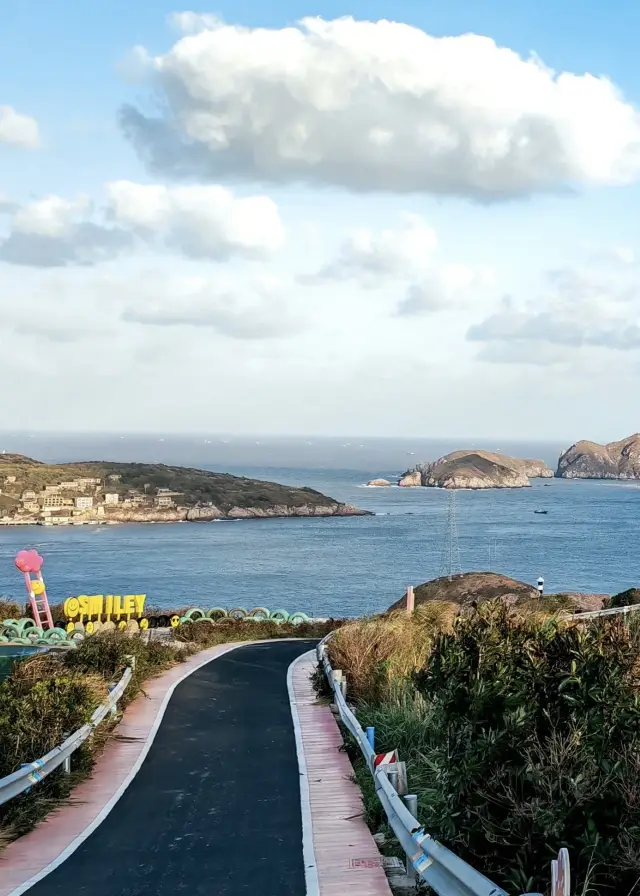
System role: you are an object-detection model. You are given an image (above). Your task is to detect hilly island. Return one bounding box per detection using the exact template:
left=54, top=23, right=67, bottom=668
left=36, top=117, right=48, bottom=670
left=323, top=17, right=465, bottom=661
left=0, top=454, right=366, bottom=525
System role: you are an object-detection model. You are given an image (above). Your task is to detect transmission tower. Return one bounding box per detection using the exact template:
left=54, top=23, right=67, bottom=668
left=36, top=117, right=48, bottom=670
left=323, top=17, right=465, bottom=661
left=440, top=489, right=461, bottom=580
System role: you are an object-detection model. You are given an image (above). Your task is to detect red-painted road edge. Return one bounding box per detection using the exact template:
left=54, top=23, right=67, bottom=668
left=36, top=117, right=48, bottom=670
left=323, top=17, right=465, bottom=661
left=291, top=652, right=392, bottom=896
left=0, top=641, right=391, bottom=896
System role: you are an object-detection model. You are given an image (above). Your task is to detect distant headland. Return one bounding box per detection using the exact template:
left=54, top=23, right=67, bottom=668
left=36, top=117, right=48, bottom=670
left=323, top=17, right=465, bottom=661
left=0, top=455, right=368, bottom=526
left=556, top=433, right=640, bottom=479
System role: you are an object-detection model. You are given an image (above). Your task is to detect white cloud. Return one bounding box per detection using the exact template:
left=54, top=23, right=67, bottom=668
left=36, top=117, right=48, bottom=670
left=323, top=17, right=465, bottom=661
left=107, top=181, right=284, bottom=259
left=303, top=213, right=493, bottom=313
left=468, top=260, right=640, bottom=357
left=121, top=16, right=640, bottom=197
left=13, top=195, right=92, bottom=237
left=0, top=182, right=285, bottom=266
left=0, top=195, right=132, bottom=267
left=397, top=264, right=494, bottom=315
left=304, top=214, right=437, bottom=285
left=121, top=272, right=304, bottom=339
left=0, top=105, right=39, bottom=148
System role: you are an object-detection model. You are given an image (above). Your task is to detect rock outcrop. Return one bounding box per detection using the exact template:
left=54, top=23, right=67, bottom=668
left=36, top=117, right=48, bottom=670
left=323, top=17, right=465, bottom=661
left=387, top=572, right=539, bottom=611
left=398, top=450, right=553, bottom=490
left=366, top=478, right=391, bottom=487
left=398, top=469, right=423, bottom=487
left=556, top=434, right=640, bottom=479
left=387, top=572, right=608, bottom=614
left=98, top=503, right=367, bottom=524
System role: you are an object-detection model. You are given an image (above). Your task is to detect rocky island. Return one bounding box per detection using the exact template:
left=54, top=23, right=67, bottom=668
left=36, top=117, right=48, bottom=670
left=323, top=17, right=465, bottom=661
left=397, top=450, right=553, bottom=490
left=556, top=434, right=640, bottom=479
left=0, top=455, right=367, bottom=526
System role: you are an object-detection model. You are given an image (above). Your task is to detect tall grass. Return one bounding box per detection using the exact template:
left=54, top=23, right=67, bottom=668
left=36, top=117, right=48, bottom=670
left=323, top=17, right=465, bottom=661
left=0, top=599, right=21, bottom=621
left=326, top=602, right=457, bottom=703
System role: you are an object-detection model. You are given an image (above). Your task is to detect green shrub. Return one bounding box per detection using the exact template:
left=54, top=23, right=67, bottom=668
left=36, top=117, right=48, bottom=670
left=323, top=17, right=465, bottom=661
left=607, top=587, right=640, bottom=608
left=408, top=602, right=640, bottom=894
left=0, top=662, right=106, bottom=838
left=63, top=632, right=179, bottom=709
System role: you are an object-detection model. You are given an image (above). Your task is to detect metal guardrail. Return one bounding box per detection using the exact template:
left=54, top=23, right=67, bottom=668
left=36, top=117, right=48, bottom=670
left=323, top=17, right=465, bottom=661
left=317, top=636, right=547, bottom=896
left=0, top=666, right=133, bottom=807
left=573, top=602, right=640, bottom=620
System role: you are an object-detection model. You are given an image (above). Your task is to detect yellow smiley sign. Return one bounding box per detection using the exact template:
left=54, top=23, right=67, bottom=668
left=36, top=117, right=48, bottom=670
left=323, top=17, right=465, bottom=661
left=63, top=594, right=146, bottom=622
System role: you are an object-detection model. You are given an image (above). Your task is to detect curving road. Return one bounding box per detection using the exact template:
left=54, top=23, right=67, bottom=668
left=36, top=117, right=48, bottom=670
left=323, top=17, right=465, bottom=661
left=25, top=640, right=317, bottom=896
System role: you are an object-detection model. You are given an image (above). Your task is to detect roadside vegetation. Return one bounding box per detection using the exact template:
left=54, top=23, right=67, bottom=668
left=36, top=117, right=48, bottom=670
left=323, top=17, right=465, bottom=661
left=325, top=601, right=640, bottom=895
left=0, top=618, right=339, bottom=846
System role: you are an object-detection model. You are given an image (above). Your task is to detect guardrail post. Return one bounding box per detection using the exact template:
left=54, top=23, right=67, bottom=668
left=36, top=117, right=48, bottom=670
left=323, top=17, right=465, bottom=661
left=340, top=675, right=347, bottom=699
left=402, top=794, right=418, bottom=883
left=107, top=683, right=118, bottom=717
left=366, top=727, right=375, bottom=751
left=397, top=760, right=408, bottom=796
left=331, top=670, right=343, bottom=707
left=62, top=733, right=71, bottom=774
left=124, top=654, right=136, bottom=671
left=388, top=769, right=399, bottom=793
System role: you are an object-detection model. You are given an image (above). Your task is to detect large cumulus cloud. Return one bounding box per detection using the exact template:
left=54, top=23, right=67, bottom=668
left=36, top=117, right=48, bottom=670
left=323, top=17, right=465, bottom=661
left=120, top=16, right=640, bottom=197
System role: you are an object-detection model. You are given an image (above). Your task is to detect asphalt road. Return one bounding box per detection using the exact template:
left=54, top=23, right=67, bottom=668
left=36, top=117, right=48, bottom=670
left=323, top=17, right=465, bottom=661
left=25, top=640, right=317, bottom=896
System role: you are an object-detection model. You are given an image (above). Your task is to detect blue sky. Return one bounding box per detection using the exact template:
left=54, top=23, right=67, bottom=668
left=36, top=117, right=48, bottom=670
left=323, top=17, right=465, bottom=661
left=2, top=1, right=640, bottom=439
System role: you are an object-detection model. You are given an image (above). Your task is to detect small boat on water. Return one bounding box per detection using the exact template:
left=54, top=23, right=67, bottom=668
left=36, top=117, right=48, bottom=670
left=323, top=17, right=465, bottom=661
left=534, top=510, right=548, bottom=515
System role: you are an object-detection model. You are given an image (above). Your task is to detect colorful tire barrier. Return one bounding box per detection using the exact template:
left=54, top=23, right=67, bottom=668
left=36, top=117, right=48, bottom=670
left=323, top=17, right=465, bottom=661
left=1, top=604, right=316, bottom=644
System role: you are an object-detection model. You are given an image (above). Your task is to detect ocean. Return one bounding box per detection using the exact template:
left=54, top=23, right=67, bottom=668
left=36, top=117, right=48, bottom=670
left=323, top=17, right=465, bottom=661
left=0, top=433, right=637, bottom=617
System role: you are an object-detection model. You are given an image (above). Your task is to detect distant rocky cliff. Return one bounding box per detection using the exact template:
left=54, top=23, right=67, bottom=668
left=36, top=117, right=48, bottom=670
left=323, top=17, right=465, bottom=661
left=102, top=503, right=366, bottom=523
left=398, top=450, right=554, bottom=490
left=556, top=434, right=640, bottom=479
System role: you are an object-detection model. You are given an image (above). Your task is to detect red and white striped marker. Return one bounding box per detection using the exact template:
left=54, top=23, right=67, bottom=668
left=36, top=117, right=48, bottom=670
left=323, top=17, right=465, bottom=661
left=374, top=751, right=397, bottom=768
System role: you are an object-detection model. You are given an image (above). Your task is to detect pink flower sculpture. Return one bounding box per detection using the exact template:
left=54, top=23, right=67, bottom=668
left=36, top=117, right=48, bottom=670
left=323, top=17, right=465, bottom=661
left=15, top=549, right=44, bottom=574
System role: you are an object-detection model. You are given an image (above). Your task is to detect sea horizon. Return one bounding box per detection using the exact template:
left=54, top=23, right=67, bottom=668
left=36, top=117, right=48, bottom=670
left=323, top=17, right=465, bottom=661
left=0, top=431, right=574, bottom=472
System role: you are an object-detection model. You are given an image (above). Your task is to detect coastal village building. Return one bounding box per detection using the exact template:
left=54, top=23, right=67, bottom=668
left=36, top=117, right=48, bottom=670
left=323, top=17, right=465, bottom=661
left=104, top=493, right=120, bottom=505
left=77, top=477, right=101, bottom=489
left=22, top=501, right=40, bottom=513
left=42, top=494, right=64, bottom=509
left=5, top=475, right=16, bottom=484
left=21, top=490, right=36, bottom=502
left=155, top=490, right=182, bottom=508
left=123, top=495, right=145, bottom=507
left=75, top=496, right=94, bottom=510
